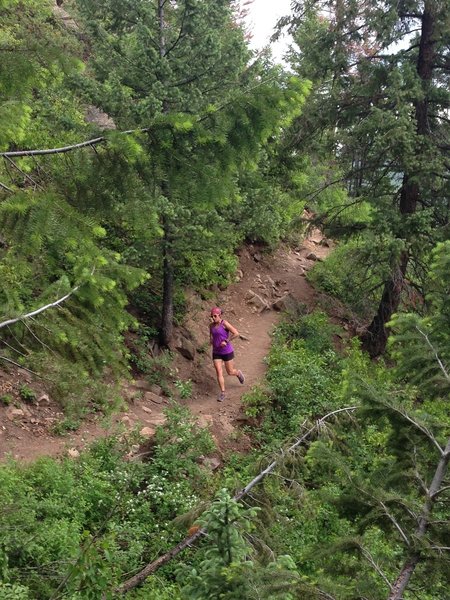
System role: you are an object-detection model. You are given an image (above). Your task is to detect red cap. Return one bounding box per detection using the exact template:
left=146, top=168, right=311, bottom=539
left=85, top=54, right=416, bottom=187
left=210, top=307, right=222, bottom=316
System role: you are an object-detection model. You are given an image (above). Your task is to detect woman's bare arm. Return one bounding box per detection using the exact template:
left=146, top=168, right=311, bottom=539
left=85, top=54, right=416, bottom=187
left=223, top=320, right=239, bottom=341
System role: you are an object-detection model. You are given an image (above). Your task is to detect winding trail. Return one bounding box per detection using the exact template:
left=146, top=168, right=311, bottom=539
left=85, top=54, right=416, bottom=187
left=0, top=229, right=329, bottom=462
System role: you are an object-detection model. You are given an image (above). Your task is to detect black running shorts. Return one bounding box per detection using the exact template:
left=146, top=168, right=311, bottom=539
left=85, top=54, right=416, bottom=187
left=212, top=351, right=234, bottom=362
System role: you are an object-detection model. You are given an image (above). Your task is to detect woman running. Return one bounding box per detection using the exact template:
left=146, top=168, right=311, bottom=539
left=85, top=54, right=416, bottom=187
left=209, top=306, right=245, bottom=402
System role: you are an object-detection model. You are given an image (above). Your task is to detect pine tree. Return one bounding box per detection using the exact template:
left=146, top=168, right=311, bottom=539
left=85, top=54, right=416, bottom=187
left=283, top=0, right=450, bottom=356
left=0, top=2, right=147, bottom=393
left=72, top=0, right=309, bottom=346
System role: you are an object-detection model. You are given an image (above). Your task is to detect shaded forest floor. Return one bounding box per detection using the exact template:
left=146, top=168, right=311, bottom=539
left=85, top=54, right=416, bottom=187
left=0, top=229, right=333, bottom=462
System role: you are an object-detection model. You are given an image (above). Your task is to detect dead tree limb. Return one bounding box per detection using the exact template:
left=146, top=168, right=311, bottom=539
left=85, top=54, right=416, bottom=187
left=0, top=285, right=80, bottom=330
left=387, top=437, right=450, bottom=600
left=116, top=405, right=357, bottom=594
left=0, top=127, right=150, bottom=158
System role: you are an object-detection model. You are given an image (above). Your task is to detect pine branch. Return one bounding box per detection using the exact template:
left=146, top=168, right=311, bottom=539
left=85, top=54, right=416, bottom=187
left=0, top=126, right=150, bottom=158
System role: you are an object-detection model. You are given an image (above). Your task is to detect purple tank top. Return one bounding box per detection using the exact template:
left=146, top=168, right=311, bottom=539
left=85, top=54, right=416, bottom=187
left=210, top=320, right=233, bottom=355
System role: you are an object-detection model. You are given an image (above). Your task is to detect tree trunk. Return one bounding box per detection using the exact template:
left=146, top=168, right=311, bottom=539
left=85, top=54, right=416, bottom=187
left=362, top=1, right=435, bottom=357
left=387, top=438, right=450, bottom=599
left=159, top=203, right=174, bottom=348
left=157, top=0, right=174, bottom=348
left=361, top=179, right=417, bottom=357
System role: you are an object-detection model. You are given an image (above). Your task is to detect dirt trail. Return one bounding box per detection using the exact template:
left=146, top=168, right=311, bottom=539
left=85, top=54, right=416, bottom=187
left=0, top=230, right=329, bottom=462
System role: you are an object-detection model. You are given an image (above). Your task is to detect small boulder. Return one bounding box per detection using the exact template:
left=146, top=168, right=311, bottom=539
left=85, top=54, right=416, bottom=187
left=247, top=292, right=269, bottom=312
left=140, top=426, right=155, bottom=438
left=306, top=252, right=321, bottom=261
left=149, top=384, right=163, bottom=396
left=174, top=335, right=196, bottom=361
left=6, top=408, right=24, bottom=421
left=201, top=456, right=221, bottom=471
left=143, top=391, right=164, bottom=405
left=272, top=293, right=297, bottom=312
left=67, top=448, right=80, bottom=458
left=132, top=379, right=151, bottom=390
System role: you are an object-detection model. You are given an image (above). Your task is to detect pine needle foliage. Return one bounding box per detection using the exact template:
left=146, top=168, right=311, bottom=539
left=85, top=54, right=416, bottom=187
left=0, top=187, right=146, bottom=384
left=389, top=241, right=450, bottom=402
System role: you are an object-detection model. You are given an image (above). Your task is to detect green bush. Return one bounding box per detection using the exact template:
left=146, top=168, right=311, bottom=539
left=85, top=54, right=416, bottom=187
left=0, top=394, right=13, bottom=406
left=18, top=385, right=36, bottom=404
left=274, top=310, right=338, bottom=353
left=307, top=241, right=380, bottom=317
left=0, top=583, right=31, bottom=600
left=268, top=343, right=341, bottom=423
left=0, top=403, right=217, bottom=598
left=242, top=385, right=272, bottom=417
left=174, top=378, right=193, bottom=399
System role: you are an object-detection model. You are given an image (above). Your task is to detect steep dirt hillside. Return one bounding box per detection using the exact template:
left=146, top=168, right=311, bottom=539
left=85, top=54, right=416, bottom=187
left=0, top=229, right=330, bottom=462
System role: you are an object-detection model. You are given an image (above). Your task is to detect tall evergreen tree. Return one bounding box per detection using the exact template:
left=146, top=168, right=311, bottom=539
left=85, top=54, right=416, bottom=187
left=0, top=1, right=147, bottom=396
left=283, top=0, right=450, bottom=356
left=72, top=0, right=309, bottom=346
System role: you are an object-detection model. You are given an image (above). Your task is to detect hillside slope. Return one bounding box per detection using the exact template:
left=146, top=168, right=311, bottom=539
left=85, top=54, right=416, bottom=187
left=0, top=229, right=329, bottom=462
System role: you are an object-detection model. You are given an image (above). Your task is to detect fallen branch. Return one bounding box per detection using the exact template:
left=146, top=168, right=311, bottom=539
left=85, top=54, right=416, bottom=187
left=0, top=285, right=80, bottom=330
left=0, top=355, right=45, bottom=379
left=0, top=127, right=151, bottom=158
left=116, top=405, right=357, bottom=594
left=387, top=437, right=450, bottom=599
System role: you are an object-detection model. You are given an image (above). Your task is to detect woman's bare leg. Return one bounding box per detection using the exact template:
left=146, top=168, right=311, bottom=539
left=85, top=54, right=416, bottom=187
left=225, top=359, right=239, bottom=377
left=213, top=359, right=225, bottom=392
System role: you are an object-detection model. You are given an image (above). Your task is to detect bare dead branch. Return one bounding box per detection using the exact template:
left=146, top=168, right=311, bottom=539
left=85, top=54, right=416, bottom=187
left=431, top=485, right=450, bottom=500
left=386, top=403, right=444, bottom=456
left=0, top=181, right=13, bottom=192
left=379, top=500, right=410, bottom=546
left=0, top=355, right=44, bottom=379
left=115, top=406, right=358, bottom=594
left=360, top=545, right=393, bottom=590
left=415, top=325, right=450, bottom=383
left=0, top=285, right=80, bottom=330
left=3, top=156, right=44, bottom=190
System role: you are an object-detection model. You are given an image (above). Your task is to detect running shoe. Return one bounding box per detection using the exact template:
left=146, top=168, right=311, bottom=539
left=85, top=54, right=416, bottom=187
left=217, top=391, right=226, bottom=402
left=237, top=370, right=245, bottom=384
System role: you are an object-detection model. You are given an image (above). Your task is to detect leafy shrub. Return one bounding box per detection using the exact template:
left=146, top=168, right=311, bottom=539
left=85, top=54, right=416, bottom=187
left=0, top=583, right=31, bottom=600
left=268, top=343, right=341, bottom=422
left=18, top=385, right=36, bottom=403
left=0, top=401, right=218, bottom=598
left=307, top=240, right=380, bottom=317
left=51, top=416, right=80, bottom=435
left=145, top=351, right=174, bottom=394
left=0, top=394, right=13, bottom=406
left=274, top=310, right=338, bottom=353
left=174, top=378, right=193, bottom=399
left=242, top=385, right=272, bottom=417
left=30, top=355, right=122, bottom=417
